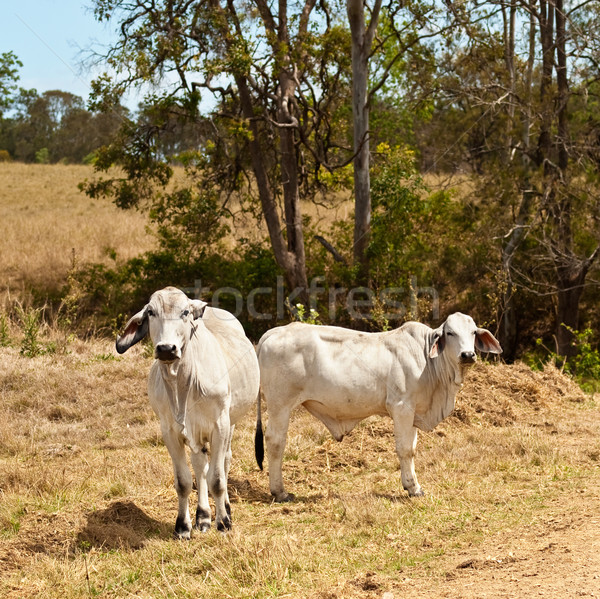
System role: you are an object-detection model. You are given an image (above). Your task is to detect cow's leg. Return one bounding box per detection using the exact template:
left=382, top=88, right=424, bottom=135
left=265, top=405, right=294, bottom=502
left=162, top=428, right=194, bottom=538
left=209, top=420, right=232, bottom=531
left=190, top=446, right=211, bottom=532
left=223, top=425, right=235, bottom=521
left=389, top=406, right=423, bottom=497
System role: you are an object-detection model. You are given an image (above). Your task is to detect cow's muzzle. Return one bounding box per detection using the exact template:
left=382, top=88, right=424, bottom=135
left=155, top=343, right=180, bottom=362
left=459, top=351, right=476, bottom=365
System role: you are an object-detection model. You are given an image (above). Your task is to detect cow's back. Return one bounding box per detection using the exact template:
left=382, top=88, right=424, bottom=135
left=257, top=322, right=395, bottom=414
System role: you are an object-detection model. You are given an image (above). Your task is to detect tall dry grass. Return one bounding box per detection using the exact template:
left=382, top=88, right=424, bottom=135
left=0, top=163, right=155, bottom=299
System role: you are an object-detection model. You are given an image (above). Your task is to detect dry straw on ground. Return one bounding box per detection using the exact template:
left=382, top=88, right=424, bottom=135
left=1, top=345, right=599, bottom=598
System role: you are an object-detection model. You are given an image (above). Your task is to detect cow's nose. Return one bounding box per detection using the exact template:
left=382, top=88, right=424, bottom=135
left=460, top=351, right=476, bottom=363
left=156, top=344, right=178, bottom=361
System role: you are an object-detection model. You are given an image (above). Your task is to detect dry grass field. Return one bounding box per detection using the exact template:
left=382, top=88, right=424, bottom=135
left=1, top=347, right=599, bottom=598
left=0, top=163, right=599, bottom=598
left=0, top=163, right=155, bottom=300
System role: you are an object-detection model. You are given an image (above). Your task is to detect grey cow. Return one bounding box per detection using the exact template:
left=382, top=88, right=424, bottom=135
left=255, top=312, right=501, bottom=501
left=117, top=287, right=260, bottom=536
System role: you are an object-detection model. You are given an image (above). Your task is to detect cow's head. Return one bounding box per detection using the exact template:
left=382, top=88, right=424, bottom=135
left=429, top=312, right=502, bottom=365
left=116, top=287, right=207, bottom=361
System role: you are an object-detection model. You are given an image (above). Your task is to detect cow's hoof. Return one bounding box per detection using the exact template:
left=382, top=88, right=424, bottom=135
left=194, top=522, right=211, bottom=533
left=195, top=508, right=211, bottom=532
left=408, top=489, right=425, bottom=498
left=216, top=516, right=232, bottom=532
left=273, top=492, right=295, bottom=503
left=174, top=529, right=192, bottom=540
left=174, top=516, right=192, bottom=539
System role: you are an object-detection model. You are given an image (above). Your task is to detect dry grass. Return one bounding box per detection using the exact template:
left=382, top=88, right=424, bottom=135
left=0, top=163, right=353, bottom=303
left=1, top=345, right=598, bottom=598
left=0, top=163, right=155, bottom=298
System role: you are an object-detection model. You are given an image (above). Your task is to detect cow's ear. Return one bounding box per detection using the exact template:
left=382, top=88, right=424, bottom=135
left=116, top=307, right=149, bottom=354
left=190, top=299, right=208, bottom=320
left=475, top=328, right=503, bottom=354
left=429, top=325, right=445, bottom=358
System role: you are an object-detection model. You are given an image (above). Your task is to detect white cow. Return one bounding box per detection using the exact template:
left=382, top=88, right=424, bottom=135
left=255, top=312, right=501, bottom=501
left=116, top=287, right=260, bottom=537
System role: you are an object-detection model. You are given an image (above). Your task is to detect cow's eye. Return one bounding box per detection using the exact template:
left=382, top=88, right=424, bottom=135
left=147, top=308, right=155, bottom=317
left=446, top=331, right=454, bottom=336
left=182, top=309, right=190, bottom=318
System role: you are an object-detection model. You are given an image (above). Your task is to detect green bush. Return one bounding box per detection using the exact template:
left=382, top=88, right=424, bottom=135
left=0, top=313, right=10, bottom=347
left=526, top=327, right=600, bottom=393
left=35, top=147, right=50, bottom=164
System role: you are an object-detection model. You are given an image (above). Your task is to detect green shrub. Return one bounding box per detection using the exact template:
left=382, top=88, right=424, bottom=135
left=527, top=327, right=600, bottom=393
left=0, top=313, right=10, bottom=347
left=35, top=147, right=50, bottom=164
left=17, top=306, right=44, bottom=357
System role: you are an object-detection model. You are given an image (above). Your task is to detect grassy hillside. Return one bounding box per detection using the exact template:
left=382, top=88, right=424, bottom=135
left=0, top=163, right=155, bottom=301
left=1, top=163, right=599, bottom=598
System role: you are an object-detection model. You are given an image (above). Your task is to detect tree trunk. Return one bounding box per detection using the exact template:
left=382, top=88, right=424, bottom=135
left=500, top=190, right=534, bottom=361
left=222, top=0, right=310, bottom=298
left=555, top=248, right=599, bottom=356
left=347, top=0, right=382, bottom=284
left=278, top=71, right=309, bottom=295
left=235, top=73, right=307, bottom=295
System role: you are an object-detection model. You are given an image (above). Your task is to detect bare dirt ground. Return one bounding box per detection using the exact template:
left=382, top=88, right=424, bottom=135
left=318, top=483, right=600, bottom=599
left=396, top=483, right=600, bottom=598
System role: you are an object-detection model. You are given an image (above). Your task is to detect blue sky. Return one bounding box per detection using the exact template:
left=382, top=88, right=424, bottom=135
left=2, top=1, right=118, bottom=105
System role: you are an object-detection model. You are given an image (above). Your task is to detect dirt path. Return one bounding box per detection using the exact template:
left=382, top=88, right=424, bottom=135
left=396, top=480, right=600, bottom=598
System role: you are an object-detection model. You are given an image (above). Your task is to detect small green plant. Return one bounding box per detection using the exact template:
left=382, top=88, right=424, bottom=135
left=1, top=501, right=26, bottom=537
left=532, top=327, right=600, bottom=392
left=566, top=327, right=600, bottom=392
left=17, top=306, right=44, bottom=357
left=0, top=313, right=10, bottom=347
left=294, top=303, right=321, bottom=325
left=35, top=147, right=50, bottom=164
left=16, top=306, right=56, bottom=358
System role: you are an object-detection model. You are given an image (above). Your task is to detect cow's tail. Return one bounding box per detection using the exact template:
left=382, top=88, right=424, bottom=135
left=254, top=387, right=264, bottom=471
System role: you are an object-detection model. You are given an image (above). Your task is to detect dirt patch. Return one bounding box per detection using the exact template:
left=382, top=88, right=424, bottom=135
left=407, top=482, right=600, bottom=598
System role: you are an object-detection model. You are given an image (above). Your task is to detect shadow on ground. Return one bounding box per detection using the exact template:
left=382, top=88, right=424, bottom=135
left=77, top=500, right=169, bottom=551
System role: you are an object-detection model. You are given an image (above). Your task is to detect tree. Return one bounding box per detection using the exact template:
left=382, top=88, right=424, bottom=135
left=346, top=1, right=460, bottom=283
left=86, top=0, right=355, bottom=301
left=347, top=0, right=382, bottom=281
left=415, top=0, right=600, bottom=358
left=0, top=51, right=22, bottom=116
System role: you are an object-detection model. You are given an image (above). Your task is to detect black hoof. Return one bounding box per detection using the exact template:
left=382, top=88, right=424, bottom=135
left=274, top=492, right=295, bottom=503
left=216, top=515, right=232, bottom=532
left=195, top=507, right=211, bottom=531
left=174, top=516, right=192, bottom=539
